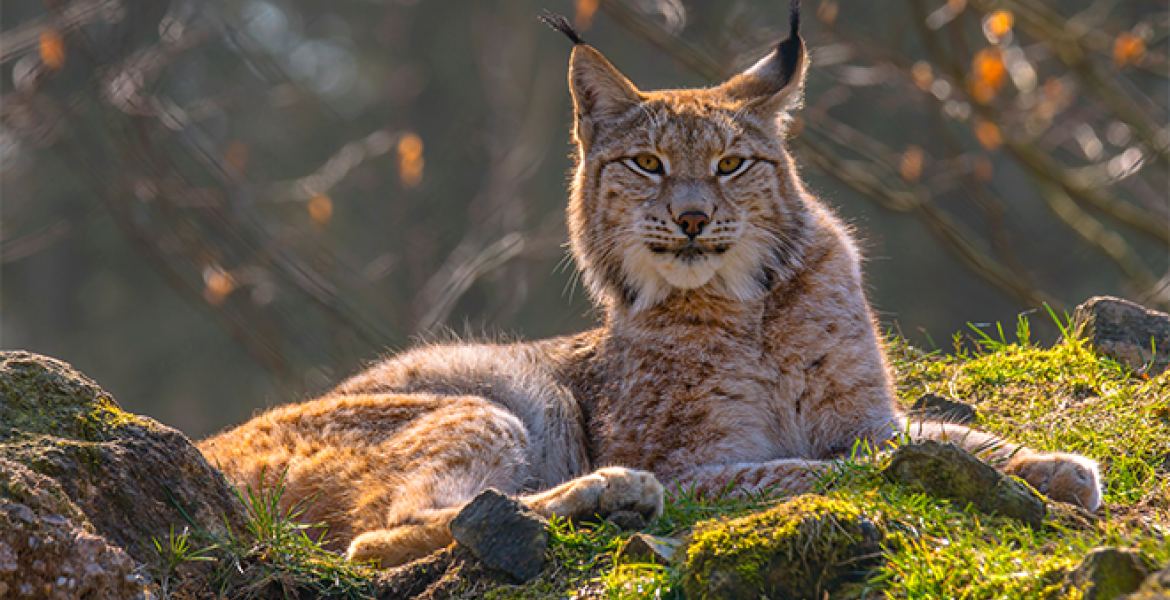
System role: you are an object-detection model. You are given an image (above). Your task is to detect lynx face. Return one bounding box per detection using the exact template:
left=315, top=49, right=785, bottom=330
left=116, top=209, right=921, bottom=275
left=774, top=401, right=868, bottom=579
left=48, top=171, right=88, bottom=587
left=567, top=41, right=810, bottom=312
left=590, top=98, right=806, bottom=310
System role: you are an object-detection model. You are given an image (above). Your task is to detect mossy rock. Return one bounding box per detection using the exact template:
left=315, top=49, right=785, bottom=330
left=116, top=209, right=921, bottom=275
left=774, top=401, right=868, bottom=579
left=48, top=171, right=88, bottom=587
left=1065, top=547, right=1156, bottom=600
left=681, top=494, right=883, bottom=600
left=0, top=351, right=248, bottom=568
left=1121, top=561, right=1170, bottom=599
left=1073, top=296, right=1170, bottom=376
left=0, top=350, right=156, bottom=444
left=882, top=440, right=1046, bottom=528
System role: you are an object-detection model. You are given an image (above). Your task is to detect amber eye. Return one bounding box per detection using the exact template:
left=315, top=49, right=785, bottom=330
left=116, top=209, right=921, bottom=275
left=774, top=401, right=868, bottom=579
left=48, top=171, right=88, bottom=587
left=716, top=156, right=745, bottom=176
left=632, top=154, right=664, bottom=175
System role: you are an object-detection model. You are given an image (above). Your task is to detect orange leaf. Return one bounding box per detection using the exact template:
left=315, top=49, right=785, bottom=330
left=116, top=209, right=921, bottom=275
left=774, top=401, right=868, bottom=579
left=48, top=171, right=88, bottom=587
left=974, top=120, right=1002, bottom=151
left=817, top=1, right=839, bottom=25
left=985, top=10, right=1013, bottom=39
left=397, top=133, right=425, bottom=188
left=397, top=133, right=423, bottom=161
left=309, top=194, right=333, bottom=226
left=900, top=146, right=925, bottom=183
left=973, top=47, right=1006, bottom=91
left=911, top=61, right=933, bottom=91
left=1113, top=32, right=1146, bottom=67
left=967, top=80, right=996, bottom=105
left=204, top=268, right=236, bottom=305
left=39, top=29, right=66, bottom=69
left=575, top=0, right=600, bottom=31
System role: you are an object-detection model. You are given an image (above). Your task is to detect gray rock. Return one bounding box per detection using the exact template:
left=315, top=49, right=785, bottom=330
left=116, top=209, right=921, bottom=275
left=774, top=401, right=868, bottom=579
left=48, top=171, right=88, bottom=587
left=1119, top=561, right=1170, bottom=600
left=1072, top=296, right=1170, bottom=376
left=605, top=510, right=648, bottom=531
left=0, top=351, right=249, bottom=595
left=0, top=497, right=143, bottom=600
left=1151, top=563, right=1170, bottom=590
left=449, top=488, right=548, bottom=582
left=615, top=533, right=681, bottom=565
left=911, top=393, right=979, bottom=425
left=1065, top=547, right=1154, bottom=600
left=882, top=440, right=1046, bottom=528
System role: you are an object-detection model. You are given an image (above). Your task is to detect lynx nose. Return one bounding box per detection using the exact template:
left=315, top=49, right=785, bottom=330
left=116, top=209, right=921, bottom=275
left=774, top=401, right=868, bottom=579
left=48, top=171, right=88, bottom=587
left=676, top=211, right=710, bottom=237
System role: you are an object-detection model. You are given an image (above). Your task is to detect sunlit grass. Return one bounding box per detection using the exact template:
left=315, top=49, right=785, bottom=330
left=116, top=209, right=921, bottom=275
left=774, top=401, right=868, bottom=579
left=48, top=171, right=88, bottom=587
left=154, top=314, right=1169, bottom=599
left=209, top=473, right=379, bottom=599
left=148, top=471, right=378, bottom=599
left=606, top=314, right=1169, bottom=599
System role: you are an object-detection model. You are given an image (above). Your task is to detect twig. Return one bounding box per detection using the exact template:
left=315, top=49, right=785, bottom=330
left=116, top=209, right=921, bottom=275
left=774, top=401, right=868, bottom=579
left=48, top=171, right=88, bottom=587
left=0, top=0, right=117, bottom=64
left=975, top=0, right=1169, bottom=165
left=601, top=0, right=1056, bottom=309
left=1036, top=181, right=1164, bottom=308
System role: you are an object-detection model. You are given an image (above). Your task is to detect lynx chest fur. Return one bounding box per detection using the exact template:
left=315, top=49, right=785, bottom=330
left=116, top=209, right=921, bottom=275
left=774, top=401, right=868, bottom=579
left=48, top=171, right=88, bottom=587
left=199, top=5, right=1103, bottom=569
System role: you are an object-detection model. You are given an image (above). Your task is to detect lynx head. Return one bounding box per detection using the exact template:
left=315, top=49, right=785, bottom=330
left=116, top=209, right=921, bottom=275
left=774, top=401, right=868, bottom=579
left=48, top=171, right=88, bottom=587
left=545, top=6, right=811, bottom=313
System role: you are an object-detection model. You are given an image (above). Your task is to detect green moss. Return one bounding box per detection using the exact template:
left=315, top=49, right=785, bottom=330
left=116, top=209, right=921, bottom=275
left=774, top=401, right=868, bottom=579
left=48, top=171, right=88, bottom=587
left=0, top=351, right=163, bottom=453
left=890, top=333, right=1170, bottom=510
left=682, top=494, right=881, bottom=600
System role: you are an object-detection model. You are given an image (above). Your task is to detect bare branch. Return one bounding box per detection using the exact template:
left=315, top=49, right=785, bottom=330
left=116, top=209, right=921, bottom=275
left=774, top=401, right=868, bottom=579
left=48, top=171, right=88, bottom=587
left=1037, top=181, right=1165, bottom=310
left=0, top=0, right=118, bottom=64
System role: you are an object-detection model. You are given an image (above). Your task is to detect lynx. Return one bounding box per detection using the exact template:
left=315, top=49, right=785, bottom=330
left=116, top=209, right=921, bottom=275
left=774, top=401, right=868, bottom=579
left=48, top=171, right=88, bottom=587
left=199, top=5, right=1103, bottom=569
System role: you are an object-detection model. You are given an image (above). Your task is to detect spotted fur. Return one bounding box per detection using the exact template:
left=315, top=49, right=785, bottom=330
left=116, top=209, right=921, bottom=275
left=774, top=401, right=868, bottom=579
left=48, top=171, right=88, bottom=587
left=199, top=9, right=1103, bottom=569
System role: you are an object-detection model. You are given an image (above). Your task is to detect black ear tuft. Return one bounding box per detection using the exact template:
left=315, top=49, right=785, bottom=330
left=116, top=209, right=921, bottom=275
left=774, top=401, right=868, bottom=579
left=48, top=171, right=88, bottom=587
left=788, top=0, right=801, bottom=39
left=538, top=10, right=584, bottom=45
left=777, top=0, right=802, bottom=89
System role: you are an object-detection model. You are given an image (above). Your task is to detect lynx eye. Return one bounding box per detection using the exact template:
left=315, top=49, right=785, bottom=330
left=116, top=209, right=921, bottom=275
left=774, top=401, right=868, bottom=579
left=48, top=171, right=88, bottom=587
left=716, top=156, right=746, bottom=176
left=631, top=154, right=664, bottom=175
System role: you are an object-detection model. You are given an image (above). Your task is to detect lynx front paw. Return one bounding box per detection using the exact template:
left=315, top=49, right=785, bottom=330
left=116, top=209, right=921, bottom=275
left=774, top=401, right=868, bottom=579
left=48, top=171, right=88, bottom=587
left=527, top=466, right=664, bottom=522
left=1006, top=451, right=1103, bottom=511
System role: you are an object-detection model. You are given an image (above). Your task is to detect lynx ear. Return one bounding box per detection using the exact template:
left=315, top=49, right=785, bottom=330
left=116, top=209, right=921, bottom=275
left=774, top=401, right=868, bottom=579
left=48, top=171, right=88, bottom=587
left=540, top=10, right=642, bottom=148
left=719, top=1, right=808, bottom=117
left=569, top=45, right=642, bottom=148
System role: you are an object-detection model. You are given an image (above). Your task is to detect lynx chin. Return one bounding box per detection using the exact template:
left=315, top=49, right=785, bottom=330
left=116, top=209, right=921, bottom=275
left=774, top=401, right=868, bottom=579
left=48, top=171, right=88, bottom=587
left=199, top=3, right=1103, bottom=568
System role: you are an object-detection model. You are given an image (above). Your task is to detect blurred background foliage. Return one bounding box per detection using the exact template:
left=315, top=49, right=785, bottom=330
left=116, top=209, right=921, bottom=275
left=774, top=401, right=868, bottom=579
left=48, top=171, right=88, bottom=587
left=1, top=0, right=1166, bottom=437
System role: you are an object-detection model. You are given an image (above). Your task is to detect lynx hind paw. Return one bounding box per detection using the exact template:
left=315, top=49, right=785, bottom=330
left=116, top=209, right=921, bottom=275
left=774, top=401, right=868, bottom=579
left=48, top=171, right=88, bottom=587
left=1006, top=452, right=1103, bottom=511
left=347, top=530, right=422, bottom=569
left=346, top=524, right=455, bottom=569
left=537, top=467, right=664, bottom=522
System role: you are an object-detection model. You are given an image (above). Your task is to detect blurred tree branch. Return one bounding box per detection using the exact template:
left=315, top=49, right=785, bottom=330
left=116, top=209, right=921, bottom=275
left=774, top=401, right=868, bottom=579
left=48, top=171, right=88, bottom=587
left=601, top=0, right=1167, bottom=311
left=413, top=14, right=564, bottom=333
left=1, top=0, right=1166, bottom=400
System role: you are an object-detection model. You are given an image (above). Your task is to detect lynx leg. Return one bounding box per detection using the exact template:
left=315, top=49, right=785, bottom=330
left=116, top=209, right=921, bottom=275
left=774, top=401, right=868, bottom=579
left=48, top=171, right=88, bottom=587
left=348, top=467, right=664, bottom=567
left=346, top=506, right=462, bottom=567
left=330, top=394, right=535, bottom=568
left=673, top=458, right=832, bottom=498
left=897, top=417, right=1103, bottom=510
left=521, top=466, right=664, bottom=522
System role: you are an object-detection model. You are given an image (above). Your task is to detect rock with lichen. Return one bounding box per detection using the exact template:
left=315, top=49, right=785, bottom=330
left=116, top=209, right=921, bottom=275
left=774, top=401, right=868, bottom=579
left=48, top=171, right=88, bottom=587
left=1064, top=547, right=1156, bottom=600
left=882, top=440, right=1047, bottom=528
left=681, top=494, right=883, bottom=600
left=1121, top=561, right=1170, bottom=600
left=0, top=350, right=248, bottom=597
left=1073, top=296, right=1170, bottom=376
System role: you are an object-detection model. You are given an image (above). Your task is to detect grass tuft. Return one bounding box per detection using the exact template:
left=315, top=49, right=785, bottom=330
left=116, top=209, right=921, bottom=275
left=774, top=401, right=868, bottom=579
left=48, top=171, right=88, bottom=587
left=147, top=470, right=378, bottom=599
